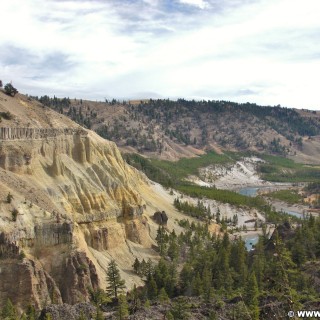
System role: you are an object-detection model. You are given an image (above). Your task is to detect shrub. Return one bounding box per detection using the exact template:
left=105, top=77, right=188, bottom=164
left=6, top=192, right=13, bottom=203
left=4, top=83, right=18, bottom=97
left=0, top=111, right=14, bottom=120
left=11, top=208, right=18, bottom=221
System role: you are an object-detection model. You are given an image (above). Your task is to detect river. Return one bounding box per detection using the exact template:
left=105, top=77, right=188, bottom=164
left=238, top=186, right=303, bottom=218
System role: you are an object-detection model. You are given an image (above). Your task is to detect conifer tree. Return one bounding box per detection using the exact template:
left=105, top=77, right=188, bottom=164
left=191, top=272, right=203, bottom=296
left=6, top=192, right=13, bottom=204
left=244, top=273, right=259, bottom=320
left=166, top=311, right=174, bottom=320
left=167, top=237, right=179, bottom=261
left=116, top=294, right=129, bottom=320
left=77, top=312, right=87, bottom=320
left=171, top=297, right=190, bottom=320
left=202, top=267, right=213, bottom=302
left=147, top=276, right=158, bottom=300
left=158, top=287, right=169, bottom=304
left=132, top=258, right=141, bottom=274
left=106, top=260, right=126, bottom=299
left=156, top=226, right=167, bottom=256
left=25, top=304, right=36, bottom=320
left=1, top=298, right=17, bottom=320
left=252, top=237, right=266, bottom=289
left=95, top=308, right=104, bottom=320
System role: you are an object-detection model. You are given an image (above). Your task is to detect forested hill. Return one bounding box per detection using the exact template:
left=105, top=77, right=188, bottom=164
left=31, top=96, right=320, bottom=162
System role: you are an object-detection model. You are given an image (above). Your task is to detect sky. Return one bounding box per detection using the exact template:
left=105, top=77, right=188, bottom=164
left=0, top=0, right=320, bottom=109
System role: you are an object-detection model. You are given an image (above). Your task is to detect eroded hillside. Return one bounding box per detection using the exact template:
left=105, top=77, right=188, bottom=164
left=0, top=91, right=186, bottom=311
left=32, top=96, right=320, bottom=163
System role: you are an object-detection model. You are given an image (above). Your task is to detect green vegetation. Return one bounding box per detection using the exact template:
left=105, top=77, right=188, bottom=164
left=304, top=182, right=320, bottom=194
left=128, top=217, right=320, bottom=318
left=0, top=111, right=14, bottom=121
left=176, top=184, right=266, bottom=208
left=6, top=192, right=13, bottom=204
left=116, top=294, right=129, bottom=320
left=124, top=152, right=307, bottom=224
left=11, top=208, right=18, bottom=222
left=1, top=298, right=17, bottom=320
left=151, top=151, right=232, bottom=180
left=258, top=154, right=320, bottom=182
left=4, top=83, right=18, bottom=97
left=106, top=259, right=126, bottom=299
left=266, top=189, right=303, bottom=205
left=123, top=151, right=235, bottom=187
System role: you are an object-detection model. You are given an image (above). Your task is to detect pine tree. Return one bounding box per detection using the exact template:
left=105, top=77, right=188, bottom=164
left=77, top=312, right=87, bottom=320
left=147, top=276, right=158, bottom=300
left=25, top=304, right=36, bottom=320
left=95, top=308, right=104, bottom=320
left=158, top=287, right=169, bottom=304
left=130, top=284, right=141, bottom=313
left=167, top=237, right=179, bottom=261
left=244, top=273, right=259, bottom=320
left=171, top=297, right=190, bottom=320
left=252, top=237, right=266, bottom=289
left=6, top=192, right=13, bottom=204
left=1, top=298, right=17, bottom=320
left=180, top=263, right=193, bottom=295
left=191, top=272, right=203, bottom=296
left=156, top=226, right=167, bottom=256
left=106, top=260, right=126, bottom=299
left=202, top=267, right=213, bottom=302
left=132, top=258, right=141, bottom=274
left=116, top=294, right=129, bottom=320
left=166, top=311, right=174, bottom=320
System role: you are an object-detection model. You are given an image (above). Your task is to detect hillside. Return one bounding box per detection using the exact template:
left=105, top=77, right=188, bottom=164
left=32, top=96, right=320, bottom=163
left=1, top=91, right=320, bottom=319
left=0, top=91, right=189, bottom=312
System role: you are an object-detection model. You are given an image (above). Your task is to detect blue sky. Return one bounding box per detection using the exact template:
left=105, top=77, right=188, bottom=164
left=0, top=0, right=320, bottom=109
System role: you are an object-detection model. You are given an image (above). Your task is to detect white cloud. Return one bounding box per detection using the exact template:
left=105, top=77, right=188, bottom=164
left=178, top=0, right=209, bottom=9
left=0, top=0, right=319, bottom=109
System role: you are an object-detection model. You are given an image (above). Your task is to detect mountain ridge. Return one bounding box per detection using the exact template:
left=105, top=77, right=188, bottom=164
left=32, top=95, right=320, bottom=163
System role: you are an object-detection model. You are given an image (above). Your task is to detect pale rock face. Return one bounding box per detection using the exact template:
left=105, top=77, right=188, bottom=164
left=0, top=93, right=153, bottom=311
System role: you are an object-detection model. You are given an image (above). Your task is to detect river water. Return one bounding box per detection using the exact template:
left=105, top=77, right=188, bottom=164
left=238, top=186, right=303, bottom=218
left=244, top=235, right=259, bottom=251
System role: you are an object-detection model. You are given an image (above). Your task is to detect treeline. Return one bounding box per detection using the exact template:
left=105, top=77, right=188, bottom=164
left=173, top=198, right=211, bottom=220
left=132, top=99, right=320, bottom=138
left=28, top=95, right=96, bottom=129
left=34, top=95, right=320, bottom=156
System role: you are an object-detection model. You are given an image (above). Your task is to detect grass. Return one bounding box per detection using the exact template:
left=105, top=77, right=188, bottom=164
left=124, top=151, right=235, bottom=187
left=258, top=154, right=320, bottom=183
left=176, top=184, right=266, bottom=209
left=150, top=150, right=233, bottom=181
left=266, top=189, right=303, bottom=205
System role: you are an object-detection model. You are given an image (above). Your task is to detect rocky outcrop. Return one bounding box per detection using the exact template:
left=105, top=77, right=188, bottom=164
left=152, top=211, right=168, bottom=226
left=39, top=303, right=96, bottom=320
left=0, top=258, right=62, bottom=311
left=34, top=222, right=73, bottom=246
left=0, top=127, right=87, bottom=140
left=59, top=251, right=99, bottom=305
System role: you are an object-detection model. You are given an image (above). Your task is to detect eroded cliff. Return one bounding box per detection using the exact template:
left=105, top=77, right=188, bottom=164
left=0, top=92, right=157, bottom=312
